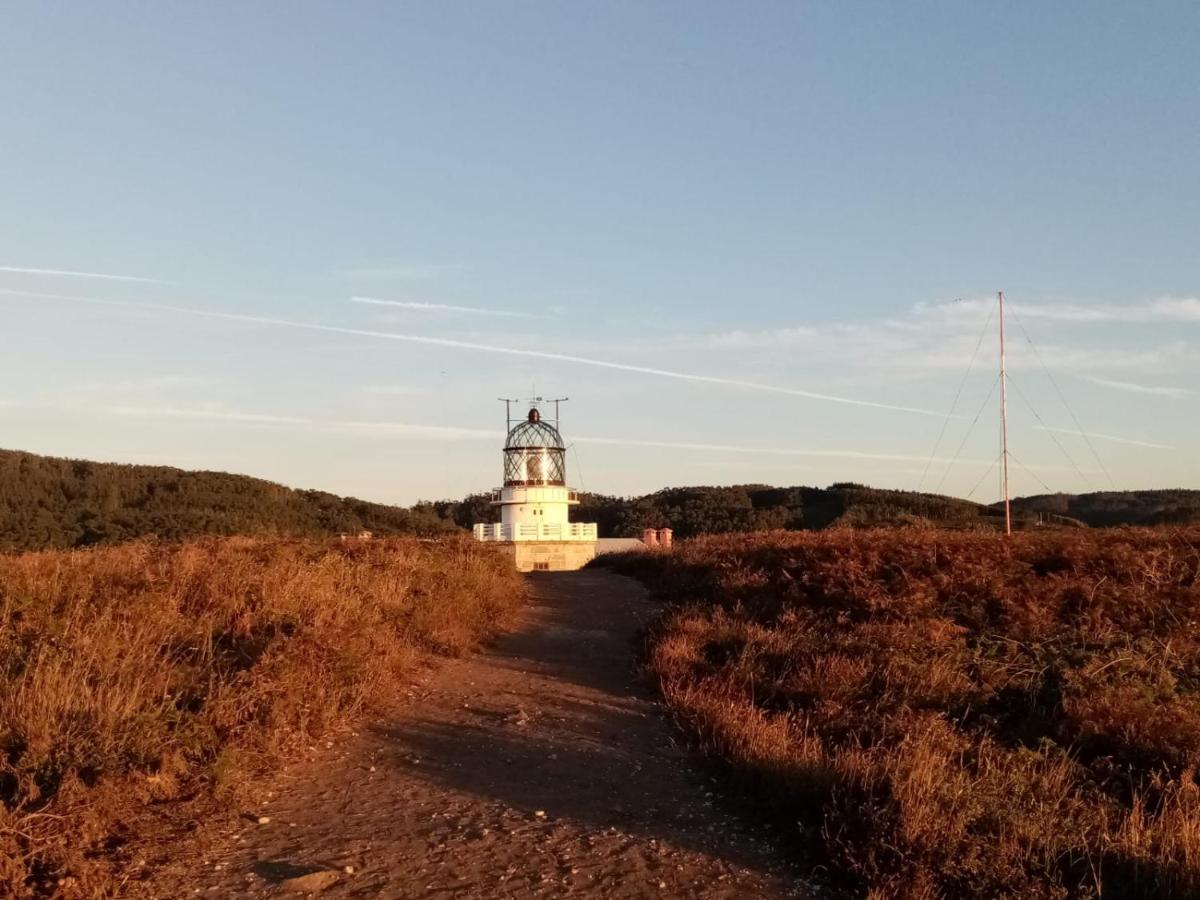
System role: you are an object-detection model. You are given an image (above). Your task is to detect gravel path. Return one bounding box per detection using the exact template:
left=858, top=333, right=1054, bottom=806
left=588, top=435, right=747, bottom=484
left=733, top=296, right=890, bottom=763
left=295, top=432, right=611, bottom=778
left=142, top=570, right=803, bottom=898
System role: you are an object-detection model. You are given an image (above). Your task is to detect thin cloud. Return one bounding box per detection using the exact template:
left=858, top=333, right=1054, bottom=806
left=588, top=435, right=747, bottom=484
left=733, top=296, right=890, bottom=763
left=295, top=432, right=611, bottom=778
left=0, top=399, right=500, bottom=440
left=62, top=375, right=211, bottom=392
left=0, top=289, right=950, bottom=418
left=359, top=384, right=434, bottom=397
left=919, top=295, right=1200, bottom=325
left=350, top=296, right=552, bottom=320
left=0, top=265, right=170, bottom=284
left=655, top=297, right=1198, bottom=378
left=1149, top=297, right=1200, bottom=323
left=573, top=435, right=997, bottom=467
left=1, top=396, right=1107, bottom=479
left=652, top=326, right=818, bottom=350
left=0, top=398, right=1028, bottom=471
left=1036, top=426, right=1173, bottom=451
left=576, top=435, right=1102, bottom=475
left=1079, top=375, right=1192, bottom=399
left=340, top=264, right=461, bottom=280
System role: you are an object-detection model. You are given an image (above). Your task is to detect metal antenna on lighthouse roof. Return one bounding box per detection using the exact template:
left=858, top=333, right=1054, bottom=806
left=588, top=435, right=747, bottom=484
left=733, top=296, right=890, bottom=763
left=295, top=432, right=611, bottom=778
left=498, top=397, right=520, bottom=430
left=548, top=397, right=569, bottom=430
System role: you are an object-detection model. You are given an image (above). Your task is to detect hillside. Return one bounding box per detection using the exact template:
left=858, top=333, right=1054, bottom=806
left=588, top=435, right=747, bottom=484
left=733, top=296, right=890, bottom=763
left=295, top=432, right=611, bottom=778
left=4, top=447, right=1196, bottom=553
left=0, top=536, right=525, bottom=893
left=1006, top=489, right=1200, bottom=527
left=0, top=448, right=455, bottom=552
left=597, top=528, right=1200, bottom=897
left=444, top=484, right=1200, bottom=538
left=434, top=483, right=1002, bottom=538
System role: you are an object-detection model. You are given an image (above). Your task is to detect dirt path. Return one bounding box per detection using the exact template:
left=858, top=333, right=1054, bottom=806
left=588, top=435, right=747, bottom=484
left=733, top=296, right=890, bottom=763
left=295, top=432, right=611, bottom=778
left=143, top=570, right=802, bottom=898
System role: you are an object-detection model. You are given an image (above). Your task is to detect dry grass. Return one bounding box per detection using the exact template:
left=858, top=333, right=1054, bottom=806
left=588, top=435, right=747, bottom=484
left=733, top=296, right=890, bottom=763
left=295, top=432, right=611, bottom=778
left=0, top=536, right=526, bottom=897
left=600, top=528, right=1200, bottom=898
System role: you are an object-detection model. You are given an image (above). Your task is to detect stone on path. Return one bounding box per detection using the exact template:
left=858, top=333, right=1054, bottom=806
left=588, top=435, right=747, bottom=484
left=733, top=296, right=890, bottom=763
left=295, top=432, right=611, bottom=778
left=280, top=869, right=339, bottom=893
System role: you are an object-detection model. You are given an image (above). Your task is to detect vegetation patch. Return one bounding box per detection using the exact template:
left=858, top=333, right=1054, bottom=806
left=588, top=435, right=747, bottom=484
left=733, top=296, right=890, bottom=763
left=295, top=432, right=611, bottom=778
left=0, top=449, right=457, bottom=551
left=0, top=536, right=526, bottom=895
left=7, top=447, right=1200, bottom=553
left=600, top=528, right=1200, bottom=898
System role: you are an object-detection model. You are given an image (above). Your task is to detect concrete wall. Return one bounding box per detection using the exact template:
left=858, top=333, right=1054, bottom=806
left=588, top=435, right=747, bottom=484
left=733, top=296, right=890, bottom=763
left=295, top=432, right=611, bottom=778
left=504, top=540, right=597, bottom=572
left=595, top=538, right=646, bottom=555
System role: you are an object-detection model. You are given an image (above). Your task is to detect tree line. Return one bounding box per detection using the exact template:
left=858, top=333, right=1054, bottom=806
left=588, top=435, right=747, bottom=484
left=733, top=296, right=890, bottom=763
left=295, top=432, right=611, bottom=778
left=0, top=449, right=455, bottom=552
left=422, top=482, right=995, bottom=539
left=4, top=447, right=1197, bottom=552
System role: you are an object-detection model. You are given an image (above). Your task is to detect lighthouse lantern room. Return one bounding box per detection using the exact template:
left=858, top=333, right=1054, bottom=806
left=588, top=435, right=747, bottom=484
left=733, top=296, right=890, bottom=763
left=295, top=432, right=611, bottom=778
left=474, top=401, right=598, bottom=571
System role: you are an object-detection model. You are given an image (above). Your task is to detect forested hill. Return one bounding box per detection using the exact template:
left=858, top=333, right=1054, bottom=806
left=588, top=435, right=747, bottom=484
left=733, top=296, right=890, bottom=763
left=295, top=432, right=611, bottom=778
left=431, top=483, right=1002, bottom=539
left=1005, top=490, right=1200, bottom=527
left=4, top=447, right=1196, bottom=552
left=434, top=484, right=1200, bottom=539
left=572, top=483, right=997, bottom=536
left=0, top=448, right=455, bottom=552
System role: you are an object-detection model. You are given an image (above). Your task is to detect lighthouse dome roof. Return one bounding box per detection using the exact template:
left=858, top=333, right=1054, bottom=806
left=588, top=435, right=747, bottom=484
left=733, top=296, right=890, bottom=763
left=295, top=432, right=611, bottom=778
left=505, top=408, right=565, bottom=450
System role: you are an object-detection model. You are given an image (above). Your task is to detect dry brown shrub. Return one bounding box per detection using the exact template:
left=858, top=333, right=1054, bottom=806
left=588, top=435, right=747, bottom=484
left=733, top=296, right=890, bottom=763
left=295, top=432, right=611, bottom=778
left=0, top=536, right=525, bottom=896
left=602, top=527, right=1200, bottom=897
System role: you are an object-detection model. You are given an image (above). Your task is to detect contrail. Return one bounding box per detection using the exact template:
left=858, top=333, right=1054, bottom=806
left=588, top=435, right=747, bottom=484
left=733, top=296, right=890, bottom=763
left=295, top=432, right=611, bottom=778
left=1036, top=426, right=1173, bottom=451
left=0, top=266, right=169, bottom=284
left=574, top=435, right=997, bottom=466
left=0, top=288, right=949, bottom=417
left=0, top=398, right=1004, bottom=468
left=0, top=396, right=1100, bottom=475
left=575, top=435, right=1102, bottom=473
left=1079, top=375, right=1192, bottom=399
left=0, top=398, right=506, bottom=439
left=350, top=296, right=552, bottom=320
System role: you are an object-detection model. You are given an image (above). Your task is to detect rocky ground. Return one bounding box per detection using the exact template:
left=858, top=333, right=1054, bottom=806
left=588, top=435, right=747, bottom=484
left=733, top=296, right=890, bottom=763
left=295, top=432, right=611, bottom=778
left=140, top=570, right=805, bottom=898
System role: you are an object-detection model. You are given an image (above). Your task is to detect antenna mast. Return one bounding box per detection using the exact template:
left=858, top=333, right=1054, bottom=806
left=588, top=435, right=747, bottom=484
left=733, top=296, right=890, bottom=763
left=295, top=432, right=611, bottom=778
left=548, top=397, right=569, bottom=429
left=498, top=397, right=520, bottom=430
left=999, top=291, right=1012, bottom=535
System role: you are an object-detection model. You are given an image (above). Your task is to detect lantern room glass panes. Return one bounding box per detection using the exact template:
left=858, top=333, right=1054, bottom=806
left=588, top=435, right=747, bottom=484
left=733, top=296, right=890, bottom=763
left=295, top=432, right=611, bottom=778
left=502, top=413, right=568, bottom=486
left=504, top=419, right=565, bottom=451
left=504, top=448, right=566, bottom=486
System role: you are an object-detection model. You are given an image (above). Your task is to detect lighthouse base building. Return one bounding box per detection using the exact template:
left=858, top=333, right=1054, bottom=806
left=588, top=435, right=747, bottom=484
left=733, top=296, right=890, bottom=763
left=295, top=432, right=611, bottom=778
left=473, top=406, right=598, bottom=572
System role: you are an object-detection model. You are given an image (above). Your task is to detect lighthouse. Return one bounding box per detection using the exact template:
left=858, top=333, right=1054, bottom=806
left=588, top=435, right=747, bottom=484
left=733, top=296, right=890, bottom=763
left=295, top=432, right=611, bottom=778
left=473, top=402, right=598, bottom=571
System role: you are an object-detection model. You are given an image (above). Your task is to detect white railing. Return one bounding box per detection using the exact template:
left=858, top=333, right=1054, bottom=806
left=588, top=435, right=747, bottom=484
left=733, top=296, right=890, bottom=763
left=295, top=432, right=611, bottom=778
left=489, top=489, right=581, bottom=503
left=473, top=522, right=598, bottom=543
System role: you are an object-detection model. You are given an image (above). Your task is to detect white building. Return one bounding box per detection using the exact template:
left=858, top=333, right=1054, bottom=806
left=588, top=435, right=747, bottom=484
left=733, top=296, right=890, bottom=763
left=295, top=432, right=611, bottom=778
left=474, top=406, right=598, bottom=571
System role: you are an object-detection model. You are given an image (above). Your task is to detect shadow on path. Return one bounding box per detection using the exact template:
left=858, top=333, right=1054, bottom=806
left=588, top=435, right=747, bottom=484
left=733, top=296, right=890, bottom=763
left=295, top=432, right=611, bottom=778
left=367, top=570, right=789, bottom=877
left=140, top=570, right=801, bottom=899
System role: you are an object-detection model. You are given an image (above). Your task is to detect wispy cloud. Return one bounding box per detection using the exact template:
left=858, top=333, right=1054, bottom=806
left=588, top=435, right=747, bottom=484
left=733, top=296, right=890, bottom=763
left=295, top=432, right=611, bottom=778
left=340, top=264, right=461, bottom=280
left=31, top=375, right=212, bottom=407
left=1036, top=426, right=1173, bottom=451
left=359, top=384, right=433, bottom=397
left=350, top=296, right=553, bottom=320
left=3, top=396, right=1113, bottom=482
left=0, top=398, right=500, bottom=440
left=919, top=295, right=1200, bottom=325
left=1149, top=297, right=1200, bottom=323
left=573, top=434, right=996, bottom=466
left=576, top=435, right=1103, bottom=475
left=0, top=289, right=949, bottom=418
left=1078, top=375, right=1192, bottom=399
left=655, top=326, right=818, bottom=350
left=59, top=375, right=210, bottom=393
left=3, top=398, right=1059, bottom=472
left=658, top=296, right=1199, bottom=378
left=0, top=265, right=170, bottom=284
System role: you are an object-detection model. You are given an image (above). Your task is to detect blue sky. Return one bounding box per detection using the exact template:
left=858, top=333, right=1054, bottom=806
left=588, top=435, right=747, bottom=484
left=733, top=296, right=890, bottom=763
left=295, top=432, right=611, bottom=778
left=1, top=2, right=1197, bottom=504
